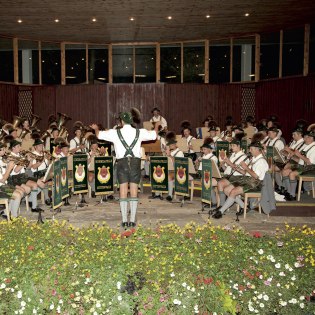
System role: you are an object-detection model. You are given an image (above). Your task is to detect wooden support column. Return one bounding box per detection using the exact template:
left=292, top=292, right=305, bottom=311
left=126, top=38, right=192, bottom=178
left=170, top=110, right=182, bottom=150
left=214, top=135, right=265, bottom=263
left=181, top=42, right=184, bottom=83
left=61, top=43, right=66, bottom=85
left=304, top=24, right=310, bottom=76
left=279, top=30, right=283, bottom=78
left=230, top=38, right=233, bottom=83
left=13, top=38, right=18, bottom=84
left=85, top=44, right=89, bottom=84
left=156, top=43, right=160, bottom=83
left=255, top=34, right=261, bottom=82
left=38, top=41, right=42, bottom=85
left=108, top=44, right=113, bottom=84
left=204, top=40, right=209, bottom=83
left=133, top=46, right=136, bottom=83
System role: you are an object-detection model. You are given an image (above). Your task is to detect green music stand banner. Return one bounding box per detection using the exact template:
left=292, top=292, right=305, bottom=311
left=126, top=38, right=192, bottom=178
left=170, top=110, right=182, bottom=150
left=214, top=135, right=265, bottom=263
left=174, top=157, right=189, bottom=197
left=150, top=156, right=168, bottom=193
left=94, top=156, right=114, bottom=195
left=60, top=157, right=69, bottom=199
left=52, top=159, right=62, bottom=210
left=72, top=153, right=88, bottom=194
left=201, top=159, right=212, bottom=204
left=266, top=146, right=274, bottom=169
left=216, top=141, right=230, bottom=159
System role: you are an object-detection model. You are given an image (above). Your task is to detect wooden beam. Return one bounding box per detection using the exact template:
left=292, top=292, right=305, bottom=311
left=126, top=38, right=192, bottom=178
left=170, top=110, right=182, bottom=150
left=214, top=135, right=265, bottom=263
left=255, top=34, right=260, bottom=82
left=13, top=38, right=18, bottom=84
left=279, top=30, right=283, bottom=78
left=108, top=44, right=113, bottom=84
left=204, top=40, right=209, bottom=83
left=156, top=43, right=160, bottom=83
left=304, top=24, right=310, bottom=77
left=133, top=46, right=136, bottom=84
left=230, top=38, right=233, bottom=83
left=61, top=42, right=66, bottom=85
left=181, top=42, right=183, bottom=83
left=85, top=44, right=89, bottom=84
left=38, top=41, right=42, bottom=85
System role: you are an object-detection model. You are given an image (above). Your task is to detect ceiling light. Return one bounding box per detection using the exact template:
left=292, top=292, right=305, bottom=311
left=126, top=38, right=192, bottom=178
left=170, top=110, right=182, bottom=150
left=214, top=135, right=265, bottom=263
left=135, top=74, right=147, bottom=77
left=206, top=15, right=210, bottom=18
left=130, top=17, right=135, bottom=21
left=245, top=13, right=249, bottom=17
left=249, top=74, right=255, bottom=77
left=55, top=19, right=59, bottom=23
left=166, top=75, right=176, bottom=79
left=92, top=18, right=97, bottom=22
left=97, top=77, right=107, bottom=80
left=167, top=16, right=172, bottom=20
left=17, top=19, right=22, bottom=23
left=66, top=76, right=77, bottom=79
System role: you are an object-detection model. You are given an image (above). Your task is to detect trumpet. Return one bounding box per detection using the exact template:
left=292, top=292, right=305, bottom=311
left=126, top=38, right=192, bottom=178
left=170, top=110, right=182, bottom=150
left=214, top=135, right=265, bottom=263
left=3, top=154, right=30, bottom=167
left=19, top=128, right=31, bottom=140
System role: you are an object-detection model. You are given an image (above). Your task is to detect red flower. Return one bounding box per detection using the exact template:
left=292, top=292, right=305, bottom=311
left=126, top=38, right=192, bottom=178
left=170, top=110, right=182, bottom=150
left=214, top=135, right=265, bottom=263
left=111, top=233, right=118, bottom=239
left=85, top=272, right=90, bottom=278
left=27, top=245, right=34, bottom=251
left=5, top=278, right=11, bottom=283
left=52, top=289, right=57, bottom=296
left=252, top=231, right=262, bottom=238
left=184, top=232, right=193, bottom=239
left=203, top=277, right=213, bottom=285
left=130, top=228, right=136, bottom=234
left=121, top=230, right=132, bottom=238
left=70, top=293, right=75, bottom=299
left=211, top=235, right=218, bottom=240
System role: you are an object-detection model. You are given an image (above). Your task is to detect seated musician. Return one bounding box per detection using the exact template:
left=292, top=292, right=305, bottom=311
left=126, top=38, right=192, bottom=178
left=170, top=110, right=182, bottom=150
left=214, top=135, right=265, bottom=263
left=45, top=127, right=59, bottom=154
left=209, top=126, right=222, bottom=146
left=57, top=142, right=70, bottom=158
left=216, top=134, right=248, bottom=208
left=150, top=107, right=167, bottom=131
left=181, top=120, right=197, bottom=161
left=29, top=138, right=51, bottom=206
left=282, top=130, right=315, bottom=201
left=70, top=125, right=87, bottom=154
left=220, top=120, right=234, bottom=142
left=212, top=141, right=269, bottom=219
left=2, top=124, right=18, bottom=140
left=2, top=140, right=43, bottom=213
left=0, top=142, right=24, bottom=219
left=165, top=131, right=184, bottom=202
left=256, top=124, right=269, bottom=145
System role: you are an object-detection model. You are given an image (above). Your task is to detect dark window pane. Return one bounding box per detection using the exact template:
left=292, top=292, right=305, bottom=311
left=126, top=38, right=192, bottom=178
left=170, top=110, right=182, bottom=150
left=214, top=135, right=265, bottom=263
left=88, top=45, right=108, bottom=84
left=160, top=44, right=181, bottom=83
left=18, top=40, right=39, bottom=84
left=0, top=38, right=14, bottom=82
left=113, top=47, right=133, bottom=83
left=209, top=41, right=230, bottom=83
left=65, top=44, right=86, bottom=84
left=310, top=24, right=315, bottom=74
left=183, top=42, right=205, bottom=83
left=260, top=32, right=280, bottom=80
left=41, top=42, right=61, bottom=85
left=232, top=37, right=255, bottom=82
left=283, top=27, right=304, bottom=77
left=135, top=47, right=156, bottom=83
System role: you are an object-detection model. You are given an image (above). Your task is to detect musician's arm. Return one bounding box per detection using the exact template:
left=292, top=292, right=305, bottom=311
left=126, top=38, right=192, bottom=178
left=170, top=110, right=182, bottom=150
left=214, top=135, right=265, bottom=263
left=0, top=162, right=15, bottom=182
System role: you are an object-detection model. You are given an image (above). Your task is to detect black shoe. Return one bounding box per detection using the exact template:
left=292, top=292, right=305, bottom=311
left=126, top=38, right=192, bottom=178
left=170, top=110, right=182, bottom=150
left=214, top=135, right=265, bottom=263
left=31, top=207, right=44, bottom=213
left=107, top=195, right=114, bottom=200
left=203, top=203, right=210, bottom=209
left=166, top=195, right=172, bottom=202
left=184, top=196, right=190, bottom=200
left=64, top=198, right=71, bottom=206
left=91, top=191, right=96, bottom=198
left=212, top=210, right=223, bottom=219
left=129, top=222, right=136, bottom=227
left=1, top=214, right=8, bottom=220
left=28, top=202, right=32, bottom=208
left=80, top=198, right=88, bottom=204
left=285, top=194, right=296, bottom=201
left=143, top=175, right=150, bottom=179
left=236, top=208, right=244, bottom=215
left=45, top=198, right=51, bottom=206
left=148, top=193, right=160, bottom=199
left=122, top=222, right=129, bottom=229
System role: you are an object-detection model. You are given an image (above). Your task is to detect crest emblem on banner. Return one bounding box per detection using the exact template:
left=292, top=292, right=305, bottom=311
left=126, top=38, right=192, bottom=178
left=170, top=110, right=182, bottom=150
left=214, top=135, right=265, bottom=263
left=97, top=166, right=111, bottom=184
left=75, top=164, right=86, bottom=182
left=176, top=166, right=186, bottom=184
left=61, top=167, right=67, bottom=186
left=56, top=174, right=60, bottom=193
left=153, top=165, right=165, bottom=183
left=203, top=170, right=211, bottom=190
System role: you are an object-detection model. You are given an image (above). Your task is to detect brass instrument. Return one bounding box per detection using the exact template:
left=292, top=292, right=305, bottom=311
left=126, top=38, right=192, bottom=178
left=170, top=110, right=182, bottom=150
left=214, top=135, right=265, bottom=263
left=12, top=115, right=24, bottom=129
left=58, top=126, right=68, bottom=137
left=0, top=118, right=8, bottom=127
left=30, top=114, right=41, bottom=129
left=40, top=130, right=51, bottom=140
left=19, top=128, right=31, bottom=140
left=57, top=112, right=72, bottom=130
left=3, top=154, right=30, bottom=167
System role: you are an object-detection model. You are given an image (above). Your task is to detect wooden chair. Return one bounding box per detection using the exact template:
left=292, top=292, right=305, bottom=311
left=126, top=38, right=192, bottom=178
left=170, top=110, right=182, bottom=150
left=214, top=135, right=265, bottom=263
left=236, top=192, right=262, bottom=218
left=297, top=175, right=315, bottom=201
left=0, top=198, right=11, bottom=223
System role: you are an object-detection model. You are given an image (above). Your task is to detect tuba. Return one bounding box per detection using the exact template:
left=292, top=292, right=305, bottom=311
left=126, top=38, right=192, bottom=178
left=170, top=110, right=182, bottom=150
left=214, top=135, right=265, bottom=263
left=40, top=130, right=51, bottom=140
left=12, top=115, right=24, bottom=129
left=57, top=112, right=72, bottom=130
left=30, top=114, right=42, bottom=129
left=19, top=128, right=31, bottom=140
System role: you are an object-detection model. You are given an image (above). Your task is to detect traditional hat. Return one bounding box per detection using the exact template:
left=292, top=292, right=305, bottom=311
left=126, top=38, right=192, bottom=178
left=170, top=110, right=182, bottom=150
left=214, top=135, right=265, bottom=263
left=59, top=142, right=69, bottom=149
left=230, top=133, right=245, bottom=145
left=33, top=138, right=44, bottom=146
left=209, top=126, right=217, bottom=132
left=305, top=130, right=315, bottom=138
left=256, top=124, right=268, bottom=132
left=292, top=128, right=304, bottom=135
left=201, top=137, right=214, bottom=149
left=267, top=127, right=279, bottom=133
left=151, top=107, right=160, bottom=113
left=166, top=131, right=177, bottom=145
left=248, top=141, right=263, bottom=150
left=9, top=140, right=22, bottom=149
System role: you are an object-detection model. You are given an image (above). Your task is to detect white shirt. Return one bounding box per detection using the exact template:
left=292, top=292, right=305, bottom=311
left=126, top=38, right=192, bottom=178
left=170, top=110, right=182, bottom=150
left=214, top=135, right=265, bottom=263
left=70, top=137, right=87, bottom=153
left=261, top=136, right=269, bottom=145
left=170, top=148, right=184, bottom=158
left=266, top=138, right=284, bottom=152
left=198, top=153, right=218, bottom=171
left=150, top=115, right=167, bottom=129
left=290, top=138, right=305, bottom=151
left=298, top=142, right=315, bottom=165
left=30, top=151, right=50, bottom=172
left=223, top=151, right=247, bottom=176
left=184, top=135, right=196, bottom=153
left=98, top=125, right=157, bottom=159
left=246, top=154, right=269, bottom=181
left=0, top=158, right=7, bottom=186
left=10, top=152, right=25, bottom=175
left=213, top=136, right=222, bottom=143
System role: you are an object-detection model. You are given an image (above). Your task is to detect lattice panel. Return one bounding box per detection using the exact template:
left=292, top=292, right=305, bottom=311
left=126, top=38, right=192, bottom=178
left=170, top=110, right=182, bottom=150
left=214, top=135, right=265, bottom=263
left=18, top=89, right=33, bottom=120
left=241, top=85, right=256, bottom=121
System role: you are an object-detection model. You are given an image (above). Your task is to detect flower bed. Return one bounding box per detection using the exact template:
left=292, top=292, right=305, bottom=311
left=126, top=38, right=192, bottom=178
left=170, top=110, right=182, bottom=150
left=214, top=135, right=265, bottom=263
left=0, top=219, right=314, bottom=314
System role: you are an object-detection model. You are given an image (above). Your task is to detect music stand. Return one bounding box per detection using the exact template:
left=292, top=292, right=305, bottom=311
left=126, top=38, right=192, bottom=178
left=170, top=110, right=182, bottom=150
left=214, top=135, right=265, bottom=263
left=211, top=159, right=222, bottom=179
left=43, top=163, right=53, bottom=182
left=143, top=121, right=153, bottom=130
left=176, top=138, right=188, bottom=152
left=191, top=139, right=203, bottom=153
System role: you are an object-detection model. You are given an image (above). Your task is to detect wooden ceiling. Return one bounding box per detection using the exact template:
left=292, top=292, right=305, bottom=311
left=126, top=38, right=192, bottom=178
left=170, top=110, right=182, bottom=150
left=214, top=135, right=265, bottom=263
left=0, top=0, right=314, bottom=44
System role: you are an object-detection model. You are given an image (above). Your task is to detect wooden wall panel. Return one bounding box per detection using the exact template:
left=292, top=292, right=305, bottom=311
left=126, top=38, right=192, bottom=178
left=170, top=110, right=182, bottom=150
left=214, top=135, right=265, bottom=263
left=0, top=83, right=18, bottom=122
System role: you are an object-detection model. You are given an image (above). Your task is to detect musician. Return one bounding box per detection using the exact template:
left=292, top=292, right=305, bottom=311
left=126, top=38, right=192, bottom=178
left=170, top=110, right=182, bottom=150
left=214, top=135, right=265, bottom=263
left=0, top=142, right=24, bottom=218
left=209, top=126, right=222, bottom=144
left=2, top=140, right=44, bottom=213
left=181, top=121, right=196, bottom=157
left=57, top=142, right=70, bottom=158
left=256, top=125, right=269, bottom=145
left=212, top=141, right=269, bottom=219
left=150, top=107, right=167, bottom=130
left=265, top=127, right=284, bottom=151
left=220, top=120, right=234, bottom=141
left=2, top=124, right=18, bottom=139
left=283, top=131, right=315, bottom=201
left=216, top=135, right=248, bottom=208
left=45, top=127, right=59, bottom=153
left=29, top=138, right=51, bottom=205
left=69, top=126, right=87, bottom=154
left=164, top=133, right=184, bottom=202
left=91, top=108, right=160, bottom=228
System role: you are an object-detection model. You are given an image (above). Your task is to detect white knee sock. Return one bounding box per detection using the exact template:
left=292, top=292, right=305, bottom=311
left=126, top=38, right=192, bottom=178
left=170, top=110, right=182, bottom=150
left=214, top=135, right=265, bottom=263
left=235, top=196, right=245, bottom=208
left=119, top=198, right=128, bottom=222
left=283, top=176, right=290, bottom=192
left=129, top=198, right=138, bottom=223
left=219, top=191, right=226, bottom=207
left=89, top=181, right=95, bottom=192
left=290, top=180, right=297, bottom=197
left=31, top=190, right=38, bottom=209
left=9, top=199, right=21, bottom=217
left=219, top=197, right=235, bottom=214
left=211, top=189, right=217, bottom=204
left=168, top=180, right=174, bottom=197
left=275, top=173, right=282, bottom=187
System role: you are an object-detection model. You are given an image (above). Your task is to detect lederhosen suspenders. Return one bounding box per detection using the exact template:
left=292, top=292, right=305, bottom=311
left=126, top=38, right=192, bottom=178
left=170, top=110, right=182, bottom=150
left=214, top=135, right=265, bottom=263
left=295, top=141, right=305, bottom=151
left=117, top=128, right=140, bottom=158
left=301, top=144, right=315, bottom=158
left=228, top=153, right=246, bottom=176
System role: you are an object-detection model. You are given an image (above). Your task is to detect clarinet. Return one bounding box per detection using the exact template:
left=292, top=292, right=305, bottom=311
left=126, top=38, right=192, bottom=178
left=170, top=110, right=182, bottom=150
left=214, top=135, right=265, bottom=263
left=226, top=152, right=252, bottom=179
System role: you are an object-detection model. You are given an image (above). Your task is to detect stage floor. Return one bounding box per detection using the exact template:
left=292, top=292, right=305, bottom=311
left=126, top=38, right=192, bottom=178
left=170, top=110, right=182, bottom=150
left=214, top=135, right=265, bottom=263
left=16, top=190, right=315, bottom=235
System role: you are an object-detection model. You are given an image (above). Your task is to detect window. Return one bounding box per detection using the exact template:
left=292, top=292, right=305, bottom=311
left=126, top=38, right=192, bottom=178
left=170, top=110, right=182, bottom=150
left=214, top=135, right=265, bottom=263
left=209, top=40, right=230, bottom=83
left=160, top=44, right=181, bottom=83
left=0, top=38, right=14, bottom=82
left=41, top=42, right=61, bottom=85
left=309, top=24, right=315, bottom=74
left=112, top=46, right=133, bottom=83
left=135, top=46, right=156, bottom=83
left=88, top=45, right=108, bottom=84
left=65, top=44, right=86, bottom=84
left=183, top=42, right=205, bottom=83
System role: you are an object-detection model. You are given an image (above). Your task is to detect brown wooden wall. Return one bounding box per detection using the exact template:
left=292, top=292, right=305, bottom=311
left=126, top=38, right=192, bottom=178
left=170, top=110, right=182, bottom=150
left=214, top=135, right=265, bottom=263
left=0, top=83, right=18, bottom=122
